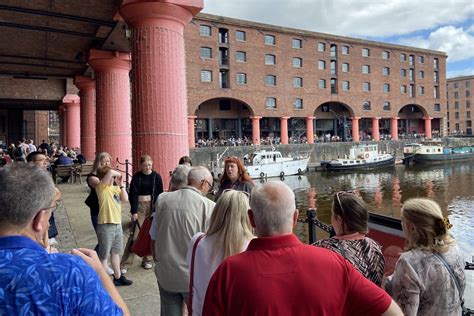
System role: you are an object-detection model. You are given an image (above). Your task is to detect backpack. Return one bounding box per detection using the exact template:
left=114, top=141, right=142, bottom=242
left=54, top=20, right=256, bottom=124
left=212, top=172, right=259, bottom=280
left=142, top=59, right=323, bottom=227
left=14, top=146, right=24, bottom=158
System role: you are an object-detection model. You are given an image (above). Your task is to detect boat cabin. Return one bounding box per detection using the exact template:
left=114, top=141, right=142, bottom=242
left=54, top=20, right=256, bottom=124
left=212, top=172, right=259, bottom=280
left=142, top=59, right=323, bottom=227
left=246, top=150, right=283, bottom=165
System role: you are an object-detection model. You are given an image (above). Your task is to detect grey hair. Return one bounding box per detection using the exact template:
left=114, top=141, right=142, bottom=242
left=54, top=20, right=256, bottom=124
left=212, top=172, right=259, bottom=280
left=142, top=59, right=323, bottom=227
left=188, top=166, right=212, bottom=185
left=170, top=165, right=191, bottom=190
left=0, top=163, right=56, bottom=227
left=250, top=181, right=296, bottom=236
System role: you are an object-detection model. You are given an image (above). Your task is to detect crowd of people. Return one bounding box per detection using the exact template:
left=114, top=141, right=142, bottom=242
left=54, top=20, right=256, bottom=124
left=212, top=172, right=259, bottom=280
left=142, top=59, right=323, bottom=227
left=0, top=147, right=468, bottom=315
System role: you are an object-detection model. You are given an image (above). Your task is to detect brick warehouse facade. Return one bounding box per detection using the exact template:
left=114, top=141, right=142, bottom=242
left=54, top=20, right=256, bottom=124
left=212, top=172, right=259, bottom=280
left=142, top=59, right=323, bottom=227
left=185, top=13, right=448, bottom=144
left=446, top=75, right=473, bottom=136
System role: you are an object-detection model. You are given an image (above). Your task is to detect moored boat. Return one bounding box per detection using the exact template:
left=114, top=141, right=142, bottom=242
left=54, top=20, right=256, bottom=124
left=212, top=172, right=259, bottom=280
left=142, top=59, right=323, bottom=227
left=403, top=141, right=474, bottom=164
left=320, top=144, right=395, bottom=171
left=244, top=150, right=309, bottom=178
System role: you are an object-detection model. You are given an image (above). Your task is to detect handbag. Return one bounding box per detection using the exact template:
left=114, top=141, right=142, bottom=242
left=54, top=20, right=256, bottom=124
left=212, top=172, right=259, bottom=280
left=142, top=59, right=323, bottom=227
left=433, top=252, right=472, bottom=316
left=188, top=234, right=205, bottom=316
left=121, top=220, right=139, bottom=263
left=131, top=217, right=153, bottom=257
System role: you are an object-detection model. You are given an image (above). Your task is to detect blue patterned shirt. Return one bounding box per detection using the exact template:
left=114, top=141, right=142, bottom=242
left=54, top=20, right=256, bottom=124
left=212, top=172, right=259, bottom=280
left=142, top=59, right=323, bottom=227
left=0, top=236, right=123, bottom=315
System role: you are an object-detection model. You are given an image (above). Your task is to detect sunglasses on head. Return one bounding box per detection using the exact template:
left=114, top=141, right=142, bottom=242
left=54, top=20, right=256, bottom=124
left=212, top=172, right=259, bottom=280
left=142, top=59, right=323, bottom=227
left=335, top=190, right=357, bottom=215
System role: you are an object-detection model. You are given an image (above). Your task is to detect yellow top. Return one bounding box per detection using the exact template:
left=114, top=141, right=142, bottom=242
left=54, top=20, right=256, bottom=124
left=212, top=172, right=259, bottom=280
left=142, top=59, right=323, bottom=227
left=96, top=183, right=122, bottom=224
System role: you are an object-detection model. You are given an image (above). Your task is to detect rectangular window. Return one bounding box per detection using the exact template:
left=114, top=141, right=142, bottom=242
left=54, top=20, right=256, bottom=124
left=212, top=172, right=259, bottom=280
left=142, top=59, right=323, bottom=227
left=330, top=44, right=337, bottom=57
left=236, top=30, right=246, bottom=41
left=236, top=51, right=246, bottom=62
left=400, top=53, right=407, bottom=61
left=383, top=67, right=390, bottom=76
left=330, top=60, right=337, bottom=75
left=409, top=54, right=414, bottom=66
left=454, top=82, right=459, bottom=88
left=318, top=60, right=326, bottom=70
left=434, top=86, right=439, bottom=99
left=362, top=48, right=370, bottom=57
left=292, top=57, right=302, bottom=68
left=454, top=91, right=459, bottom=99
left=434, top=71, right=438, bottom=83
left=419, top=56, right=424, bottom=63
left=401, top=85, right=407, bottom=94
left=362, top=101, right=371, bottom=111
left=410, top=84, right=415, bottom=97
left=265, top=35, right=275, bottom=45
left=467, top=81, right=471, bottom=88
left=200, top=25, right=211, bottom=37
left=363, top=82, right=371, bottom=92
left=467, top=90, right=471, bottom=97
left=383, top=101, right=391, bottom=111
left=292, top=38, right=302, bottom=49
left=331, top=78, right=337, bottom=94
left=400, top=69, right=407, bottom=77
left=455, top=112, right=460, bottom=119
left=434, top=103, right=441, bottom=111
left=467, top=100, right=471, bottom=108
left=467, top=111, right=471, bottom=119
left=419, top=86, right=425, bottom=95
left=236, top=73, right=247, bottom=85
left=382, top=51, right=390, bottom=59
left=409, top=69, right=414, bottom=81
left=342, top=63, right=349, bottom=72
left=200, top=70, right=212, bottom=82
left=265, top=54, right=276, bottom=65
left=342, top=45, right=349, bottom=54
left=319, top=79, right=326, bottom=89
left=266, top=97, right=276, bottom=109
left=419, top=70, right=424, bottom=79
left=342, top=81, right=350, bottom=91
left=434, top=58, right=439, bottom=69
left=318, top=42, right=326, bottom=52
left=293, top=77, right=303, bottom=88
left=293, top=98, right=303, bottom=109
left=200, top=47, right=212, bottom=59
left=266, top=75, right=276, bottom=86
left=383, top=84, right=390, bottom=93
left=362, top=65, right=370, bottom=74
left=455, top=101, right=459, bottom=109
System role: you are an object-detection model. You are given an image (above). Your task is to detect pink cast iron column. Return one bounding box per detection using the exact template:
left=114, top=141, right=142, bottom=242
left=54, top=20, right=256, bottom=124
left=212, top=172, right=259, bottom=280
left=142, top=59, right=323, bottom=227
left=306, top=116, right=315, bottom=144
left=252, top=116, right=261, bottom=145
left=351, top=117, right=360, bottom=142
left=62, top=94, right=81, bottom=149
left=57, top=105, right=66, bottom=145
left=372, top=117, right=380, bottom=141
left=120, top=0, right=203, bottom=186
left=424, top=116, right=432, bottom=139
left=390, top=117, right=399, bottom=140
left=74, top=76, right=96, bottom=159
left=280, top=117, right=289, bottom=144
left=88, top=49, right=132, bottom=165
left=188, top=116, right=197, bottom=148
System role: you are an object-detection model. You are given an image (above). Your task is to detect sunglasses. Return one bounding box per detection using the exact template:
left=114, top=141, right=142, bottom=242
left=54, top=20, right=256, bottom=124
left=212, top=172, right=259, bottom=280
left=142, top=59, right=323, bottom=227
left=335, top=190, right=357, bottom=216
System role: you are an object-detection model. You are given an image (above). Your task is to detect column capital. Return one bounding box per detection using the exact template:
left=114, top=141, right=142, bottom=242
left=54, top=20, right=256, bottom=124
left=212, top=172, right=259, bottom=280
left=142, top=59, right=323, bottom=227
left=280, top=116, right=290, bottom=120
left=306, top=116, right=315, bottom=120
left=423, top=116, right=432, bottom=120
left=251, top=116, right=262, bottom=120
left=372, top=117, right=381, bottom=120
left=188, top=115, right=197, bottom=120
left=351, top=117, right=361, bottom=120
left=120, top=0, right=202, bottom=29
left=62, top=94, right=80, bottom=107
left=74, top=75, right=95, bottom=91
left=88, top=49, right=131, bottom=74
left=391, top=116, right=400, bottom=120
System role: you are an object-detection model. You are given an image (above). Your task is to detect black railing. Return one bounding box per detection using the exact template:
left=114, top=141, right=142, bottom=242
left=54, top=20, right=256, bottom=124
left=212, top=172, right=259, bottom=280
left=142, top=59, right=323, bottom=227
left=115, top=158, right=132, bottom=191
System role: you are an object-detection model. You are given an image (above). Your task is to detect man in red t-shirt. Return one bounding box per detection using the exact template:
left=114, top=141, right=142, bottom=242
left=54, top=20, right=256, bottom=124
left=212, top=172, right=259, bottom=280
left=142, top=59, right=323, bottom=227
left=203, top=181, right=402, bottom=316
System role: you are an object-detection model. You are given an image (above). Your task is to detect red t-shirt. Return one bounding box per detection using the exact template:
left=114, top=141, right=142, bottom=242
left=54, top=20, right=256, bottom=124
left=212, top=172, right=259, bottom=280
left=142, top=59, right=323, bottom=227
left=203, top=234, right=391, bottom=316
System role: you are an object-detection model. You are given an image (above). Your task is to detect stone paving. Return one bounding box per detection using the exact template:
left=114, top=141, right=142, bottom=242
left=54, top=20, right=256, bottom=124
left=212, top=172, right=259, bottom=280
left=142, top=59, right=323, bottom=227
left=55, top=182, right=160, bottom=316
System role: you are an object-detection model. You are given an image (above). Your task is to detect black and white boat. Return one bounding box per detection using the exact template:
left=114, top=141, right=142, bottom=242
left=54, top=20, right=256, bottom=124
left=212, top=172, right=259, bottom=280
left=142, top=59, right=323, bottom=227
left=320, top=144, right=395, bottom=171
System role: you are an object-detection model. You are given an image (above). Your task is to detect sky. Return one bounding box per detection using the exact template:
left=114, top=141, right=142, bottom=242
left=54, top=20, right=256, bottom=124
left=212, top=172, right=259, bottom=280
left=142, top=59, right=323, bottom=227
left=202, top=0, right=474, bottom=78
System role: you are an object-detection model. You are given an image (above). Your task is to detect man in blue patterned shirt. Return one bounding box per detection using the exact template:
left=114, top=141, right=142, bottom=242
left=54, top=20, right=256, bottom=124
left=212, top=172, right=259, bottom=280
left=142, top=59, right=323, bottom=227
left=0, top=163, right=129, bottom=315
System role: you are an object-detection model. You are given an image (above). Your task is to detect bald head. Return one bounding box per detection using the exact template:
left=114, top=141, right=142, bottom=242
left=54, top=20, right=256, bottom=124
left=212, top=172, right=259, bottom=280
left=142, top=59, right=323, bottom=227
left=250, top=181, right=296, bottom=237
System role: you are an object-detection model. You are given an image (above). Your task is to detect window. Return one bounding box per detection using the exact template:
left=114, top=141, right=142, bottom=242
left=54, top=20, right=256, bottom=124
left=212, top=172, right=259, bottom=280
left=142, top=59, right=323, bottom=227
left=200, top=70, right=212, bottom=82
left=409, top=54, right=414, bottom=66
left=434, top=86, right=439, bottom=99
left=419, top=86, right=425, bottom=95
left=454, top=91, right=459, bottom=99
left=266, top=97, right=276, bottom=109
left=382, top=51, right=390, bottom=59
left=293, top=77, right=303, bottom=88
left=383, top=67, right=390, bottom=76
left=200, top=25, right=211, bottom=37
left=383, top=84, right=390, bottom=93
left=342, top=63, right=349, bottom=72
left=467, top=81, right=471, bottom=88
left=293, top=98, right=303, bottom=109
left=419, top=70, right=424, bottom=79
left=467, top=90, right=471, bottom=97
left=419, top=56, right=424, bottom=63
left=331, top=78, right=337, bottom=94
left=319, top=79, right=326, bottom=89
left=434, top=71, right=438, bottom=83
left=265, top=35, right=275, bottom=45
left=265, top=54, right=276, bottom=65
left=434, top=103, right=441, bottom=111
left=342, top=45, right=349, bottom=54
left=400, top=69, right=407, bottom=77
left=455, top=101, right=459, bottom=109
left=219, top=28, right=228, bottom=44
left=236, top=51, right=246, bottom=62
left=293, top=57, right=302, bottom=68
left=330, top=60, right=337, bottom=75
left=467, top=111, right=471, bottom=119
left=401, top=85, right=407, bottom=94
left=266, top=75, right=276, bottom=86
left=467, top=100, right=471, bottom=108
left=400, top=53, right=407, bottom=61
left=454, top=82, right=459, bottom=88
left=410, top=84, right=415, bottom=97
left=362, top=65, right=370, bottom=74
left=318, top=60, right=326, bottom=70
left=342, top=81, right=350, bottom=91
left=330, top=44, right=337, bottom=57
left=362, top=48, right=370, bottom=57
left=318, top=42, right=326, bottom=52
left=455, top=123, right=460, bottom=130
left=235, top=30, right=246, bottom=41
left=200, top=47, right=212, bottom=59
left=362, top=101, right=371, bottom=111
left=455, top=112, right=460, bottom=119
left=236, top=73, right=247, bottom=85
left=434, top=58, right=439, bottom=69
left=383, top=101, right=391, bottom=111
left=363, top=82, right=371, bottom=92
left=292, top=38, right=302, bottom=49
left=409, top=69, right=414, bottom=81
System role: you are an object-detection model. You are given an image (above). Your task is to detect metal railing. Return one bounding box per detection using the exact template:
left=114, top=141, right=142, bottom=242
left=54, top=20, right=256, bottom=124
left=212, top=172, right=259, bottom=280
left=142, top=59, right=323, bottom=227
left=115, top=158, right=132, bottom=191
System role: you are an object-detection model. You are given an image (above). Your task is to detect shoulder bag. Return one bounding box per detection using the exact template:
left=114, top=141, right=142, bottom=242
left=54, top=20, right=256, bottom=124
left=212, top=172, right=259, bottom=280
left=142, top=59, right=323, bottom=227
left=188, top=234, right=205, bottom=316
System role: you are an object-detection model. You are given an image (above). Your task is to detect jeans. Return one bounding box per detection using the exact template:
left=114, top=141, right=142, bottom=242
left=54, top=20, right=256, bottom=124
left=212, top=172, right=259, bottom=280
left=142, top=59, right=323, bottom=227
left=158, top=283, right=189, bottom=316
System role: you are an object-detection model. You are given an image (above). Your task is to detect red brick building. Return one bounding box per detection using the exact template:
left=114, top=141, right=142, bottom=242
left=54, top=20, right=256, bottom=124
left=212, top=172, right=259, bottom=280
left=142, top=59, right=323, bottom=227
left=185, top=13, right=448, bottom=144
left=446, top=75, right=473, bottom=135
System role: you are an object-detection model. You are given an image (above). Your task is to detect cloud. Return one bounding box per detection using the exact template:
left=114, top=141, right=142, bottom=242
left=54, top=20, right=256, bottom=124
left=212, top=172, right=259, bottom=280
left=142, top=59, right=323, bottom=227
left=468, top=25, right=474, bottom=33
left=202, top=0, right=474, bottom=37
left=447, top=67, right=474, bottom=78
left=398, top=26, right=474, bottom=61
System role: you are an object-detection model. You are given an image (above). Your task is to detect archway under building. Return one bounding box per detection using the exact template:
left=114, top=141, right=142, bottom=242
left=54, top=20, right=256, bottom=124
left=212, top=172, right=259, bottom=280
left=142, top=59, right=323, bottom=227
left=397, top=104, right=440, bottom=138
left=314, top=102, right=354, bottom=141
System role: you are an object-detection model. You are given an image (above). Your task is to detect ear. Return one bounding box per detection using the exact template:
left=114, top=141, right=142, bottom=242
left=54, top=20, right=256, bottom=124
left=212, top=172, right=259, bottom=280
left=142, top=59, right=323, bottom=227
left=248, top=209, right=256, bottom=228
left=292, top=209, right=299, bottom=228
left=32, top=210, right=50, bottom=233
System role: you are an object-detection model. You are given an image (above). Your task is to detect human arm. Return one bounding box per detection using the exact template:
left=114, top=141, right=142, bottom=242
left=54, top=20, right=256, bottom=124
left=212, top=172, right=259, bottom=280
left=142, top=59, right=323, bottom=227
left=128, top=173, right=139, bottom=216
left=381, top=300, right=403, bottom=316
left=149, top=210, right=158, bottom=260
left=87, top=174, right=100, bottom=189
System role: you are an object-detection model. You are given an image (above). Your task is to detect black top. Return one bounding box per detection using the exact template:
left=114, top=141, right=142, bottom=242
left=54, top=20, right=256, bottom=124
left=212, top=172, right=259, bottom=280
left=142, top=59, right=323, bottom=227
left=129, top=171, right=164, bottom=214
left=84, top=173, right=99, bottom=217
left=215, top=179, right=254, bottom=200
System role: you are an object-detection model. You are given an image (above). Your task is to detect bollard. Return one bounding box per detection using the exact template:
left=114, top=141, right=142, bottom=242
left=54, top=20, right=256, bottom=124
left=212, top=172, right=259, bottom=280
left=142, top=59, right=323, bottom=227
left=307, top=209, right=316, bottom=244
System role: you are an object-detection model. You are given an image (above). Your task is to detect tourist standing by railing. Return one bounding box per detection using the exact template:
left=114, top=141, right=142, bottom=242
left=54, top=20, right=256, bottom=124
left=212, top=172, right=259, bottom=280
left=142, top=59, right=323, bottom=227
left=215, top=156, right=254, bottom=200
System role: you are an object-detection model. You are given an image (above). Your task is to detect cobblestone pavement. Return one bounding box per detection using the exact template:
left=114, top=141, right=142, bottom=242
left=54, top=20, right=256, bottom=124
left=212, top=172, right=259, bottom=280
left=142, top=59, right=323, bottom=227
left=56, top=182, right=160, bottom=315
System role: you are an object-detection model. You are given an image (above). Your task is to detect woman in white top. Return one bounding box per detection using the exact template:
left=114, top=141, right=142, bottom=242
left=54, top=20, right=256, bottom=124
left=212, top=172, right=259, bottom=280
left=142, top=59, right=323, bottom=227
left=186, top=189, right=254, bottom=316
left=384, top=198, right=466, bottom=316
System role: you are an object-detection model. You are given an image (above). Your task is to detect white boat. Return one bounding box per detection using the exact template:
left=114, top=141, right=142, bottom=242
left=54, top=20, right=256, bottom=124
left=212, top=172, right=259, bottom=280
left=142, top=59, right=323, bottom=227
left=244, top=150, right=309, bottom=178
left=320, top=144, right=395, bottom=171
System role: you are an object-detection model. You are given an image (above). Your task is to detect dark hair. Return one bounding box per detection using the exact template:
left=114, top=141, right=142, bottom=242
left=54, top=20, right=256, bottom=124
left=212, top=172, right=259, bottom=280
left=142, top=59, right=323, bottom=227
left=26, top=151, right=46, bottom=162
left=219, top=156, right=253, bottom=186
left=97, top=166, right=112, bottom=179
left=332, top=192, right=368, bottom=234
left=178, top=156, right=192, bottom=166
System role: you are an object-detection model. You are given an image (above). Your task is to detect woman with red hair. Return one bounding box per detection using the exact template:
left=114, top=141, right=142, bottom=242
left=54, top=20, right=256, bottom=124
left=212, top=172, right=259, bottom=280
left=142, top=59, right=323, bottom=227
left=215, top=156, right=254, bottom=200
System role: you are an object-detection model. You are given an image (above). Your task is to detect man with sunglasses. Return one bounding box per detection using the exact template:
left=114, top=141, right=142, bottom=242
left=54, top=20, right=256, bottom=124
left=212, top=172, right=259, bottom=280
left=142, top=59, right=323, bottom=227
left=0, top=163, right=129, bottom=315
left=203, top=181, right=402, bottom=316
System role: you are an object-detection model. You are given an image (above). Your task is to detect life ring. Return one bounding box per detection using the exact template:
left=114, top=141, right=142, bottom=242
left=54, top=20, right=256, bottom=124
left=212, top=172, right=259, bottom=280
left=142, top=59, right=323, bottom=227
left=297, top=168, right=302, bottom=175
left=260, top=172, right=265, bottom=178
left=365, top=153, right=369, bottom=159
left=280, top=171, right=285, bottom=177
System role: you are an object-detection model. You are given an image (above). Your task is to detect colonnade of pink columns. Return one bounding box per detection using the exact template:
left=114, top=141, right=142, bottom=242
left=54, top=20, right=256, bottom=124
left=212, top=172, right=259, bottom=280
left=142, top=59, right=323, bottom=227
left=188, top=116, right=197, bottom=149
left=252, top=116, right=261, bottom=145
left=62, top=94, right=81, bottom=149
left=74, top=76, right=96, bottom=159
left=306, top=116, right=315, bottom=144
left=391, top=117, right=399, bottom=140
left=280, top=117, right=289, bottom=144
left=371, top=117, right=380, bottom=141
left=88, top=49, right=132, bottom=165
left=424, top=117, right=432, bottom=139
left=120, top=0, right=202, bottom=186
left=351, top=117, right=360, bottom=142
left=57, top=105, right=66, bottom=146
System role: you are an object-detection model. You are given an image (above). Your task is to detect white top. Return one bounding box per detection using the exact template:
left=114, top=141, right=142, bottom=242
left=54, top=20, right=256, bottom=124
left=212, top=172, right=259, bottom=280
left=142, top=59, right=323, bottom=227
left=186, top=233, right=251, bottom=316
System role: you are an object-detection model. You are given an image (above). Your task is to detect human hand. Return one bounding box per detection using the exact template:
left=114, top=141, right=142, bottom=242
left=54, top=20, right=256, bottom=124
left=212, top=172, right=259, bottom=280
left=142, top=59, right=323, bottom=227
left=71, top=248, right=104, bottom=274
left=132, top=213, right=139, bottom=221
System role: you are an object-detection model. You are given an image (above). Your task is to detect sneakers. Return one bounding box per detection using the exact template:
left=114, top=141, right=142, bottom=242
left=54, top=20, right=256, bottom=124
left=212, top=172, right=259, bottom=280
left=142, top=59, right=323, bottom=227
left=142, top=262, right=153, bottom=270
left=106, top=266, right=114, bottom=275
left=113, top=275, right=133, bottom=286
left=120, top=268, right=128, bottom=274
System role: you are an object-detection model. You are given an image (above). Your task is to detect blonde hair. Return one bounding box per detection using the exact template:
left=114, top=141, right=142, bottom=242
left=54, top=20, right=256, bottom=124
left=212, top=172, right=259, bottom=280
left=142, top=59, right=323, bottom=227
left=92, top=152, right=112, bottom=174
left=402, top=198, right=455, bottom=253
left=206, top=190, right=254, bottom=259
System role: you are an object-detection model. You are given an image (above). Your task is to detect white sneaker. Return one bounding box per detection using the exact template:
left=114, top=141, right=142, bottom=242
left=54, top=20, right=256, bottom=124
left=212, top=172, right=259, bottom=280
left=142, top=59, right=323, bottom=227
left=142, top=262, right=153, bottom=270
left=106, top=266, right=114, bottom=275
left=121, top=268, right=128, bottom=274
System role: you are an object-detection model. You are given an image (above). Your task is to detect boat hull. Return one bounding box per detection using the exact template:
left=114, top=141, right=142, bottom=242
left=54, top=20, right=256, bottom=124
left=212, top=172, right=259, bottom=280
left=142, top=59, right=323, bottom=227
left=404, top=152, right=474, bottom=164
left=320, top=156, right=395, bottom=171
left=246, top=158, right=309, bottom=178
